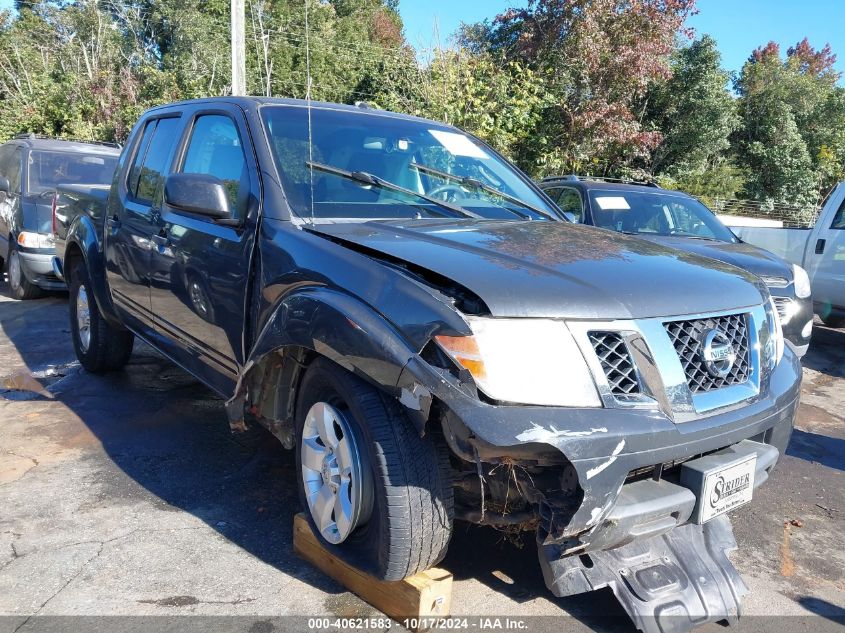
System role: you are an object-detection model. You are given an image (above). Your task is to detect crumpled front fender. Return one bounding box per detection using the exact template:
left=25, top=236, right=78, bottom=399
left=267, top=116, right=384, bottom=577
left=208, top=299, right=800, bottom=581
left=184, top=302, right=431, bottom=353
left=229, top=285, right=424, bottom=427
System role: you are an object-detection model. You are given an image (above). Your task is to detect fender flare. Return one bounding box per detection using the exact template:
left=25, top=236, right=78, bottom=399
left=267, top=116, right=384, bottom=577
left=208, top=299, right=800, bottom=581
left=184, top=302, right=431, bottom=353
left=65, top=214, right=122, bottom=325
left=230, top=285, right=436, bottom=435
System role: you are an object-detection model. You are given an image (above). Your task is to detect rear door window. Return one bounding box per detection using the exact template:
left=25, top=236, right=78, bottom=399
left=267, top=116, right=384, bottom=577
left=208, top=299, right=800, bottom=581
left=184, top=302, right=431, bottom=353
left=129, top=117, right=181, bottom=203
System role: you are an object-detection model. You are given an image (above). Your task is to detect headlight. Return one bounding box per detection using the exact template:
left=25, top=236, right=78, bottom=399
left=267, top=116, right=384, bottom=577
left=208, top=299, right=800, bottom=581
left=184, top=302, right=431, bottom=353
left=763, top=298, right=785, bottom=370
left=792, top=264, right=811, bottom=299
left=434, top=317, right=601, bottom=407
left=17, top=231, right=54, bottom=249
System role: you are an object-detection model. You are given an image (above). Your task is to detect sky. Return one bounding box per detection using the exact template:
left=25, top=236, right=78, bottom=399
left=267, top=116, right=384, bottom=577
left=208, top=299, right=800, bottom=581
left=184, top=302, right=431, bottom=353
left=398, top=0, right=845, bottom=76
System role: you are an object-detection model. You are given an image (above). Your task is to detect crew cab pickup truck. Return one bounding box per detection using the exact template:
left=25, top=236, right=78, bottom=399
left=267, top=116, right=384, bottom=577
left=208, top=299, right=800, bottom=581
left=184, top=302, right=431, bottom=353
left=723, top=184, right=845, bottom=328
left=56, top=97, right=801, bottom=633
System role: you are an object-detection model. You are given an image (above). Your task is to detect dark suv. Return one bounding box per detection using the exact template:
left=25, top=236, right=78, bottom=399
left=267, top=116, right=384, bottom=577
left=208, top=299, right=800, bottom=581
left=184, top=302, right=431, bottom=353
left=539, top=176, right=814, bottom=356
left=56, top=98, right=801, bottom=632
left=0, top=134, right=119, bottom=299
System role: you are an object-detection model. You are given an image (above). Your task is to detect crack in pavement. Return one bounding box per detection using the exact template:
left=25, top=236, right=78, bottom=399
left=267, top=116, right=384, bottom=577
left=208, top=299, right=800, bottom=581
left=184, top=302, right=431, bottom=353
left=0, top=525, right=210, bottom=578
left=7, top=524, right=220, bottom=630
left=5, top=523, right=264, bottom=627
left=12, top=543, right=103, bottom=633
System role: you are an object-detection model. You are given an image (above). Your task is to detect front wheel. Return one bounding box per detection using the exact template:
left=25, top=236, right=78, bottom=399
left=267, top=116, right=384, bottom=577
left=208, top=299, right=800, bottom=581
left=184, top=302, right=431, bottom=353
left=7, top=245, right=43, bottom=300
left=295, top=358, right=453, bottom=581
left=69, top=262, right=134, bottom=373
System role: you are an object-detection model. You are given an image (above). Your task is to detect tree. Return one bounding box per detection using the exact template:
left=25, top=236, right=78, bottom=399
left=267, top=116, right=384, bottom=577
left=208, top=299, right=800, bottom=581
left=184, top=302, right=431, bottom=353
left=461, top=0, right=697, bottom=176
left=740, top=99, right=817, bottom=207
left=735, top=38, right=845, bottom=205
left=646, top=35, right=738, bottom=177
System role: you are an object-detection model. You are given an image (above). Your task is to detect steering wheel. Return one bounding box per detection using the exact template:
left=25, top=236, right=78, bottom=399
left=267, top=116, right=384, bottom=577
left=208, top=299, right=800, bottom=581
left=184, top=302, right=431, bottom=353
left=428, top=183, right=467, bottom=202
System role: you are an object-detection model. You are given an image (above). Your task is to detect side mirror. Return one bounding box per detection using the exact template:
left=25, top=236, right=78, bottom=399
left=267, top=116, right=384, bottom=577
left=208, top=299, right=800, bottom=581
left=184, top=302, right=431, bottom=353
left=0, top=177, right=10, bottom=194
left=164, top=173, right=232, bottom=221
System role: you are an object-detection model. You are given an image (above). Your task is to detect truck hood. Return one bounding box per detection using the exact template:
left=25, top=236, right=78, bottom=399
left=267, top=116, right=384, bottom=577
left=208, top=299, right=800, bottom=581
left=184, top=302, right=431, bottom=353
left=633, top=235, right=793, bottom=283
left=310, top=220, right=767, bottom=320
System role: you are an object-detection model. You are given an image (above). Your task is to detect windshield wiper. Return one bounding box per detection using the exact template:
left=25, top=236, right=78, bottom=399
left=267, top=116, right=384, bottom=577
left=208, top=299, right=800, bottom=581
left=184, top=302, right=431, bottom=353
left=409, top=163, right=559, bottom=221
left=676, top=234, right=720, bottom=241
left=306, top=161, right=480, bottom=220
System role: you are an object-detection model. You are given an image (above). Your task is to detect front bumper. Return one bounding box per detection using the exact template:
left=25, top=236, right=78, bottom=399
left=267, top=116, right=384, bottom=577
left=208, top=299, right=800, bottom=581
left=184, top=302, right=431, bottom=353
left=401, top=341, right=801, bottom=548
left=18, top=249, right=66, bottom=290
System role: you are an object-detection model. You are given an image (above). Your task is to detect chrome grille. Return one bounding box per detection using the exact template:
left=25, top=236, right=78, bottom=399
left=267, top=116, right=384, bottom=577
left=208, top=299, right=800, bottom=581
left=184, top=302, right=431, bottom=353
left=589, top=332, right=640, bottom=396
left=664, top=314, right=751, bottom=393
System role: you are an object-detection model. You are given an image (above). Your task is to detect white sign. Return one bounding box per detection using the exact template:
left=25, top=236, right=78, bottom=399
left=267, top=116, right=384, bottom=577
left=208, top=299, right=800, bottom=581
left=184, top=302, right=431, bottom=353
left=700, top=455, right=756, bottom=522
left=594, top=196, right=631, bottom=210
left=429, top=129, right=490, bottom=159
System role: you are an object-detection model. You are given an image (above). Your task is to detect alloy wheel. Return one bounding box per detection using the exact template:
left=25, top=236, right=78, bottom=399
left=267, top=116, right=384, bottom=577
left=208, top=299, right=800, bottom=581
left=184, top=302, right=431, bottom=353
left=300, top=401, right=371, bottom=544
left=76, top=285, right=91, bottom=352
left=8, top=250, right=21, bottom=289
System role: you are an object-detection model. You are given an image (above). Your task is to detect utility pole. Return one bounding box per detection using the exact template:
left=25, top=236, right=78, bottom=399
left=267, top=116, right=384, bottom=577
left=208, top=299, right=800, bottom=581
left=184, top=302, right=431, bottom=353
left=231, top=0, right=246, bottom=96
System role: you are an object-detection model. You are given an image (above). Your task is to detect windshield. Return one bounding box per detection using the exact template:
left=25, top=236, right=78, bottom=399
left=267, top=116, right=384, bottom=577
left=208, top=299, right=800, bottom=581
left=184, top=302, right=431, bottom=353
left=587, top=189, right=737, bottom=242
left=27, top=150, right=118, bottom=195
left=261, top=105, right=559, bottom=221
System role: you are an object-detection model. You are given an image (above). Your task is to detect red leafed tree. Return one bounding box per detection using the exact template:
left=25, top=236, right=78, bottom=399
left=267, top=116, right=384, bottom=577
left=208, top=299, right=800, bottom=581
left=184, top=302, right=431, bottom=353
left=468, top=0, right=697, bottom=175
left=787, top=38, right=837, bottom=77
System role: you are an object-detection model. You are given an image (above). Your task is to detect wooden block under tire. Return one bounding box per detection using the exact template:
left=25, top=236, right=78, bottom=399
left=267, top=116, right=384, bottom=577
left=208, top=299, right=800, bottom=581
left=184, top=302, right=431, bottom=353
left=293, top=513, right=453, bottom=630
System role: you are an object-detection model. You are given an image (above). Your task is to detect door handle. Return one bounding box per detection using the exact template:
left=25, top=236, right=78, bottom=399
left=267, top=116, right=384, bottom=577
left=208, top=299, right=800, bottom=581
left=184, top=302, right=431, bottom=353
left=815, top=238, right=826, bottom=254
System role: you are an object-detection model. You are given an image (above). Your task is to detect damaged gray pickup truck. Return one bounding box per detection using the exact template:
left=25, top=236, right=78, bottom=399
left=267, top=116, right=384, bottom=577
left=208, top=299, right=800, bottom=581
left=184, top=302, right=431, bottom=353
left=55, top=97, right=801, bottom=633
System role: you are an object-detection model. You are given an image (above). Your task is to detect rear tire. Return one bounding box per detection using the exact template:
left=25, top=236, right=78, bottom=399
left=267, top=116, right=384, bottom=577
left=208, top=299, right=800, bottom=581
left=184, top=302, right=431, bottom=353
left=295, top=358, right=453, bottom=580
left=7, top=244, right=43, bottom=300
left=820, top=313, right=845, bottom=329
left=69, top=262, right=134, bottom=373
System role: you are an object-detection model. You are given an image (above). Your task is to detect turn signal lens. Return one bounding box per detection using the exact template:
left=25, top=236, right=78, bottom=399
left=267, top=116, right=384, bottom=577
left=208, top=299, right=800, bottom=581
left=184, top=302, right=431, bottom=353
left=17, top=231, right=54, bottom=249
left=433, top=334, right=485, bottom=379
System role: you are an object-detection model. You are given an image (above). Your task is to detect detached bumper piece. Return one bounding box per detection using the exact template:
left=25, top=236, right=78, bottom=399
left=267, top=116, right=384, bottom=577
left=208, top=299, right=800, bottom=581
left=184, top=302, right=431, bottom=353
left=539, top=514, right=748, bottom=633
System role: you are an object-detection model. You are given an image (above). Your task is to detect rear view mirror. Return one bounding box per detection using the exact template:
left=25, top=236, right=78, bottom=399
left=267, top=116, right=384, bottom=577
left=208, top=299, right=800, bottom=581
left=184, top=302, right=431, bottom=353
left=0, top=177, right=10, bottom=194
left=164, top=173, right=232, bottom=221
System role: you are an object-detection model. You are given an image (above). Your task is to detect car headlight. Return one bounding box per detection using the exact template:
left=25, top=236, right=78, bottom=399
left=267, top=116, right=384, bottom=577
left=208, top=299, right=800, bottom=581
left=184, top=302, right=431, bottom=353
left=792, top=264, right=811, bottom=299
left=763, top=298, right=785, bottom=370
left=17, top=231, right=54, bottom=249
left=434, top=317, right=601, bottom=407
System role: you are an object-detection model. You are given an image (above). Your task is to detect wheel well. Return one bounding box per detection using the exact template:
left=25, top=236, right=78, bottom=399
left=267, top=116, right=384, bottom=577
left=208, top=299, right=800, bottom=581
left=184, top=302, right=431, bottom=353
left=64, top=243, right=84, bottom=279
left=246, top=345, right=316, bottom=448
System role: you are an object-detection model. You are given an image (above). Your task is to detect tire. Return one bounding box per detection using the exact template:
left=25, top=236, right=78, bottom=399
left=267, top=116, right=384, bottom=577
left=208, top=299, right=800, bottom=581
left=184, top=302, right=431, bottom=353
left=7, top=244, right=43, bottom=300
left=295, top=357, right=453, bottom=580
left=820, top=313, right=845, bottom=329
left=69, top=262, right=134, bottom=373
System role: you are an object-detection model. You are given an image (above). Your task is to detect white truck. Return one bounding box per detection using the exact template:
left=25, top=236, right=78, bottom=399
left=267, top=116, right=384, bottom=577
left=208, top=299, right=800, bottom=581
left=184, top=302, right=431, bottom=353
left=724, top=184, right=845, bottom=328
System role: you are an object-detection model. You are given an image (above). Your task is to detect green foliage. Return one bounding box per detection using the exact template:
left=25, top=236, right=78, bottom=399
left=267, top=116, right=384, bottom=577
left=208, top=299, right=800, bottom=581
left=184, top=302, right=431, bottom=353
left=735, top=39, right=845, bottom=206
left=646, top=36, right=739, bottom=178
left=0, top=0, right=842, bottom=212
left=656, top=162, right=747, bottom=206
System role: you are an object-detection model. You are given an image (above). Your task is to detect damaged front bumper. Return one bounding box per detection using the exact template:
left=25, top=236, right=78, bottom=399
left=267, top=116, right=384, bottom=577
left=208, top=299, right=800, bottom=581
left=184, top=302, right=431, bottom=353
left=397, top=338, right=800, bottom=630
left=403, top=345, right=799, bottom=545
